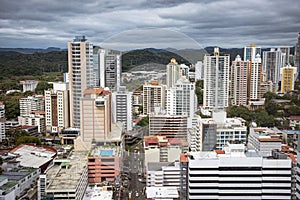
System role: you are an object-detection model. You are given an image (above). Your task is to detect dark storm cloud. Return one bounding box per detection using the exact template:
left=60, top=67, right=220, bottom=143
left=0, top=0, right=299, bottom=49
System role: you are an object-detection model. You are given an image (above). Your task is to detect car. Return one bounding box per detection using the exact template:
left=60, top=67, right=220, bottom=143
left=136, top=192, right=139, bottom=197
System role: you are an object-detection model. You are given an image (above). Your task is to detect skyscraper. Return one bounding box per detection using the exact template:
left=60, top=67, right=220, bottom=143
left=203, top=48, right=230, bottom=110
left=249, top=54, right=262, bottom=101
left=68, top=36, right=94, bottom=128
left=94, top=48, right=122, bottom=91
left=244, top=43, right=261, bottom=62
left=262, top=48, right=285, bottom=92
left=166, top=58, right=182, bottom=88
left=230, top=55, right=249, bottom=106
left=280, top=64, right=297, bottom=93
left=166, top=77, right=196, bottom=118
left=112, top=86, right=133, bottom=131
left=295, top=32, right=300, bottom=80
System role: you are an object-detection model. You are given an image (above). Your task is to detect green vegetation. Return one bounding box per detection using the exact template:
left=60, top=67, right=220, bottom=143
left=226, top=91, right=300, bottom=127
left=136, top=116, right=149, bottom=127
left=0, top=51, right=68, bottom=80
left=122, top=49, right=190, bottom=72
left=16, top=136, right=41, bottom=145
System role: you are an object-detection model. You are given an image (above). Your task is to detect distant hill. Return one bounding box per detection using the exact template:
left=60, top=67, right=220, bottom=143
left=0, top=47, right=62, bottom=54
left=0, top=50, right=68, bottom=79
left=121, top=48, right=191, bottom=72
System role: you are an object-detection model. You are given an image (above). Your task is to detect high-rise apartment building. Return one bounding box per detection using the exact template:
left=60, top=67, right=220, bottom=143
left=249, top=54, right=263, bottom=101
left=188, top=144, right=292, bottom=200
left=244, top=43, right=262, bottom=62
left=278, top=46, right=290, bottom=65
left=195, top=61, right=204, bottom=81
left=143, top=81, right=166, bottom=115
left=19, top=95, right=45, bottom=117
left=112, top=86, right=133, bottom=131
left=166, top=77, right=196, bottom=118
left=295, top=32, right=300, bottom=80
left=230, top=55, right=249, bottom=106
left=94, top=48, right=122, bottom=91
left=0, top=102, right=5, bottom=142
left=68, top=36, right=94, bottom=129
left=166, top=58, right=185, bottom=88
left=262, top=48, right=285, bottom=92
left=203, top=48, right=230, bottom=110
left=281, top=64, right=298, bottom=93
left=45, top=82, right=70, bottom=133
left=80, top=87, right=112, bottom=143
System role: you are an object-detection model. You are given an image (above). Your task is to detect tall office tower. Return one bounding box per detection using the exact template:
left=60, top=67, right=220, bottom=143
left=166, top=77, right=196, bottom=118
left=68, top=36, right=94, bottom=129
left=188, top=143, right=292, bottom=200
left=166, top=58, right=183, bottom=88
left=195, top=61, right=204, bottom=81
left=280, top=64, right=298, bottom=93
left=203, top=48, right=230, bottom=110
left=230, top=55, right=249, bottom=106
left=278, top=47, right=290, bottom=65
left=249, top=54, right=263, bottom=101
left=112, top=86, right=133, bottom=131
left=95, top=48, right=122, bottom=90
left=0, top=102, right=5, bottom=142
left=80, top=87, right=112, bottom=143
left=44, top=82, right=70, bottom=133
left=143, top=81, right=166, bottom=115
left=244, top=43, right=261, bottom=61
left=19, top=95, right=45, bottom=117
left=262, top=48, right=285, bottom=92
left=295, top=32, right=300, bottom=80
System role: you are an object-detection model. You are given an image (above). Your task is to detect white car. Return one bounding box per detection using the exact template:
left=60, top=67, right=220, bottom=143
left=136, top=192, right=139, bottom=197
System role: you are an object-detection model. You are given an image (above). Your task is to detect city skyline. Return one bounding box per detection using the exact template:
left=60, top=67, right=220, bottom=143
left=0, top=0, right=299, bottom=50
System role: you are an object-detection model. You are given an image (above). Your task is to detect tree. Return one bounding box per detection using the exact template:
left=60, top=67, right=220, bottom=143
left=136, top=116, right=149, bottom=127
left=16, top=136, right=41, bottom=145
left=35, top=81, right=52, bottom=94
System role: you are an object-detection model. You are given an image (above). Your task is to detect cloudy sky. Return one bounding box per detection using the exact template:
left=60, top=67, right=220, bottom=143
left=0, top=0, right=299, bottom=50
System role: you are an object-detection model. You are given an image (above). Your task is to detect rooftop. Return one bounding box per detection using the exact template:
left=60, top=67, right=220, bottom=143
left=45, top=150, right=88, bottom=192
left=146, top=186, right=179, bottom=199
left=10, top=144, right=57, bottom=168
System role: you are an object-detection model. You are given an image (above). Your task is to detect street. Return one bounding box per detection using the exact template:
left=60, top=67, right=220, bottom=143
left=122, top=136, right=146, bottom=200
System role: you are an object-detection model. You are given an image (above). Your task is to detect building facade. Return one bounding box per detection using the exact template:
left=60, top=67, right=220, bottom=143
left=45, top=82, right=70, bottom=133
left=262, top=48, right=285, bottom=92
left=244, top=43, right=262, bottom=62
left=188, top=144, right=292, bottom=200
left=19, top=95, right=45, bottom=117
left=0, top=102, right=5, bottom=142
left=203, top=48, right=230, bottom=110
left=281, top=65, right=298, bottom=93
left=166, top=77, right=196, bottom=118
left=230, top=55, right=249, bottom=106
left=249, top=54, right=263, bottom=101
left=80, top=87, right=112, bottom=143
left=68, top=36, right=94, bottom=129
left=143, top=81, right=166, bottom=115
left=112, top=86, right=133, bottom=131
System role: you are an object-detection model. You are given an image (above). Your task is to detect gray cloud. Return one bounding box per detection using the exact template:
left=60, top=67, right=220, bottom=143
left=0, top=0, right=299, bottom=49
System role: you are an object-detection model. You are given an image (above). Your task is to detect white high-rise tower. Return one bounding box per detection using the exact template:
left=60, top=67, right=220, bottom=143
left=68, top=36, right=94, bottom=128
left=203, top=48, right=230, bottom=110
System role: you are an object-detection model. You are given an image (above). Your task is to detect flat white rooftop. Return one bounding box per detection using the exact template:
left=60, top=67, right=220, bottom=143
left=146, top=186, right=179, bottom=199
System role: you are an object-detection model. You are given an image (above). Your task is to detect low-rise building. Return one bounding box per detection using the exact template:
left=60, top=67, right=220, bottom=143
left=248, top=127, right=282, bottom=156
left=88, top=146, right=121, bottom=184
left=0, top=168, right=41, bottom=200
left=38, top=150, right=88, bottom=200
